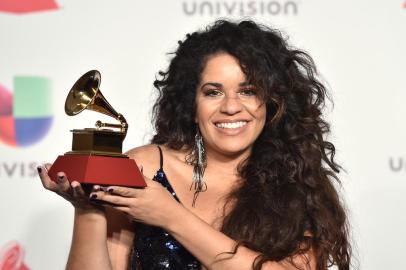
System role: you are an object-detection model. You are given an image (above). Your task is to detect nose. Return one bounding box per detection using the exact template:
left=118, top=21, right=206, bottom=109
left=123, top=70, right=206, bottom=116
left=219, top=95, right=243, bottom=115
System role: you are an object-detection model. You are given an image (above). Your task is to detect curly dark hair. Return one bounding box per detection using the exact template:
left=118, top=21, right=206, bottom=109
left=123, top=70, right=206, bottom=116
left=151, top=20, right=351, bottom=270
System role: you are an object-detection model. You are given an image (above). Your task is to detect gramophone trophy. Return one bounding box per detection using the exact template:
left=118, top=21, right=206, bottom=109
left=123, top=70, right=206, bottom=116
left=48, top=70, right=146, bottom=187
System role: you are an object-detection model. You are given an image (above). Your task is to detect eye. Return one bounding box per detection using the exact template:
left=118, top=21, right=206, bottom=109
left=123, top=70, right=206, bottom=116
left=203, top=89, right=223, bottom=97
left=239, top=88, right=257, bottom=96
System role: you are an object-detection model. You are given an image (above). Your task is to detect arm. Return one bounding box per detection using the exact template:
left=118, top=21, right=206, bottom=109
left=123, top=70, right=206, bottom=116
left=66, top=208, right=111, bottom=270
left=89, top=145, right=315, bottom=270
left=66, top=207, right=135, bottom=270
left=38, top=165, right=134, bottom=270
left=65, top=200, right=136, bottom=270
left=166, top=205, right=316, bottom=270
left=92, top=181, right=315, bottom=270
left=65, top=146, right=157, bottom=269
left=105, top=208, right=135, bottom=270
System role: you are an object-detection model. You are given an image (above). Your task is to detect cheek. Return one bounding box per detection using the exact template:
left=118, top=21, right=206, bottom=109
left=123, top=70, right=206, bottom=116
left=195, top=104, right=203, bottom=123
left=246, top=102, right=266, bottom=120
left=258, top=106, right=267, bottom=122
left=195, top=99, right=204, bottom=123
left=195, top=100, right=216, bottom=123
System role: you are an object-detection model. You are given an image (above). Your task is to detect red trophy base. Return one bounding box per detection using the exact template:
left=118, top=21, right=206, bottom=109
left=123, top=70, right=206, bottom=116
left=48, top=155, right=146, bottom=187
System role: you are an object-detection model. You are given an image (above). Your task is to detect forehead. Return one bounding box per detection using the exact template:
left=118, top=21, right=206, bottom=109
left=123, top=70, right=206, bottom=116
left=200, top=53, right=246, bottom=83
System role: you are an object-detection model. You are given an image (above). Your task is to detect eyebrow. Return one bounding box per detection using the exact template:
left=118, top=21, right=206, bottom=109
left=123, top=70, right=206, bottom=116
left=200, top=81, right=252, bottom=89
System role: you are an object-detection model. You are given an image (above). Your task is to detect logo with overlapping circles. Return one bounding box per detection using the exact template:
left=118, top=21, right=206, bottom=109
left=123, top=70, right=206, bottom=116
left=0, top=0, right=58, bottom=14
left=0, top=76, right=53, bottom=147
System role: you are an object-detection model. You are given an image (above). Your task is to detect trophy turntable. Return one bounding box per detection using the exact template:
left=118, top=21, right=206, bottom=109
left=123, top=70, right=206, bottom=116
left=48, top=70, right=146, bottom=187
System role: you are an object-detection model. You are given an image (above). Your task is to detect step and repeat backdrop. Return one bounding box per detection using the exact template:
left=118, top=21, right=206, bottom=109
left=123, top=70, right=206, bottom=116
left=1, top=0, right=405, bottom=269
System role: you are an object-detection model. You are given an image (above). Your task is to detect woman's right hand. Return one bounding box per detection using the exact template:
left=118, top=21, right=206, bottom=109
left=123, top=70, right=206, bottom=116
left=37, top=163, right=103, bottom=212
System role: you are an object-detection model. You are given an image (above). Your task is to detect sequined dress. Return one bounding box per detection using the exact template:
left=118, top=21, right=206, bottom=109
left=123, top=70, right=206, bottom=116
left=130, top=146, right=201, bottom=270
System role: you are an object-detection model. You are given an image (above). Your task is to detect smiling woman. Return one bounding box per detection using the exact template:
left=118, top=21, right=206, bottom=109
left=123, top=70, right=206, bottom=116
left=195, top=53, right=266, bottom=158
left=38, top=19, right=351, bottom=270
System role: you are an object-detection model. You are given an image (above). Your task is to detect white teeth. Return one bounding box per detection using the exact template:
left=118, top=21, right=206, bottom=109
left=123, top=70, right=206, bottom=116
left=215, top=121, right=247, bottom=129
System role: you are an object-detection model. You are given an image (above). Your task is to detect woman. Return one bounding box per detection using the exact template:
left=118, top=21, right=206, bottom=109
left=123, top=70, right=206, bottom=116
left=38, top=20, right=351, bottom=270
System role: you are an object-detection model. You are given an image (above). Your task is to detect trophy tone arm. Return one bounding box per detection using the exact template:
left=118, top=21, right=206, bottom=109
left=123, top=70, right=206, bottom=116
left=95, top=114, right=128, bottom=139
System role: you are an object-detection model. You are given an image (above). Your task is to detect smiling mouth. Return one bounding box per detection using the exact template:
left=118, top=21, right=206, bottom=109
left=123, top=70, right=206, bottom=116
left=215, top=121, right=248, bottom=129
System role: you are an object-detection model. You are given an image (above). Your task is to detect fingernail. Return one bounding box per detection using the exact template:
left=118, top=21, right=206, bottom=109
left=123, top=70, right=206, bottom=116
left=90, top=194, right=97, bottom=199
left=71, top=183, right=79, bottom=189
left=37, top=166, right=42, bottom=174
left=107, top=188, right=114, bottom=193
left=58, top=175, right=64, bottom=182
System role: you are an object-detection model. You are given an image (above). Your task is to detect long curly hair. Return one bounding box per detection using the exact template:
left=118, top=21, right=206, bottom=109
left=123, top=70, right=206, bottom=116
left=151, top=20, right=351, bottom=270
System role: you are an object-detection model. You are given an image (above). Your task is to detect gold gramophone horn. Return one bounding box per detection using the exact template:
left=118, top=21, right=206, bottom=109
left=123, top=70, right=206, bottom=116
left=65, top=70, right=128, bottom=137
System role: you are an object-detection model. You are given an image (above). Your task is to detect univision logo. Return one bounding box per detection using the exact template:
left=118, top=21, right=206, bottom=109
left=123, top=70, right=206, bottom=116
left=0, top=76, right=53, bottom=147
left=389, top=157, right=406, bottom=172
left=182, top=0, right=299, bottom=16
left=0, top=0, right=58, bottom=14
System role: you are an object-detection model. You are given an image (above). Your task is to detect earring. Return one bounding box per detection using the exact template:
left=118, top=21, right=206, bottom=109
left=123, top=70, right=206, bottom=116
left=190, top=128, right=207, bottom=207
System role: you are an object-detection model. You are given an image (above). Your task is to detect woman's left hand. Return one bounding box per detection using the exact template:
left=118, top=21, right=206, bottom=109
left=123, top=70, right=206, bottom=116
left=89, top=176, right=181, bottom=228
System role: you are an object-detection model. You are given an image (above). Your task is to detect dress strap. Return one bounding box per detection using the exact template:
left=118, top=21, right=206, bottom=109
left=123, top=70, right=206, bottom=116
left=153, top=145, right=181, bottom=204
left=156, top=145, right=163, bottom=170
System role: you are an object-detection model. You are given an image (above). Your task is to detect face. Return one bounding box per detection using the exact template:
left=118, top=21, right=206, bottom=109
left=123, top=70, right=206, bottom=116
left=195, top=53, right=266, bottom=158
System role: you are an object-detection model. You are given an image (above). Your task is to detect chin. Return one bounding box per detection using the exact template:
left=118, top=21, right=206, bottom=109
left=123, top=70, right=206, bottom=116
left=214, top=142, right=253, bottom=157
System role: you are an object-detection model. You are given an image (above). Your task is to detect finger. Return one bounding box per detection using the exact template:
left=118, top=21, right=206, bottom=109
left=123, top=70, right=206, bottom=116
left=44, top=163, right=52, bottom=171
left=71, top=181, right=86, bottom=197
left=90, top=192, right=134, bottom=206
left=111, top=206, right=131, bottom=214
left=89, top=199, right=117, bottom=207
left=56, top=172, right=71, bottom=193
left=37, top=165, right=58, bottom=191
left=105, top=186, right=142, bottom=197
left=92, top=185, right=104, bottom=192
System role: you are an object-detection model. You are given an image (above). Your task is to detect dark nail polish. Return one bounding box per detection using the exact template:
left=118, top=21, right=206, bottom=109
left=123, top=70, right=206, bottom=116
left=37, top=167, right=42, bottom=174
left=107, top=188, right=113, bottom=193
left=58, top=175, right=64, bottom=182
left=90, top=194, right=97, bottom=199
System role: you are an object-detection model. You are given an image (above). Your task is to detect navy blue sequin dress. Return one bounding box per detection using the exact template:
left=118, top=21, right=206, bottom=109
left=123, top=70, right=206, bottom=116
left=130, top=146, right=201, bottom=270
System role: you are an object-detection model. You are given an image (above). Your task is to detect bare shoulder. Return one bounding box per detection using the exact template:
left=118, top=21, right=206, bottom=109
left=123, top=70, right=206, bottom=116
left=126, top=144, right=159, bottom=160
left=126, top=144, right=190, bottom=178
left=125, top=144, right=161, bottom=179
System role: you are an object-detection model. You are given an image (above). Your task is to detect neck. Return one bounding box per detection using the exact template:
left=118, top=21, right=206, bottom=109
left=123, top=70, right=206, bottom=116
left=204, top=146, right=251, bottom=176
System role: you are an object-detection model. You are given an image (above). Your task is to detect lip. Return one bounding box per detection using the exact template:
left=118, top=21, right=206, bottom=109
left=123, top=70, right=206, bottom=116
left=213, top=119, right=250, bottom=124
left=213, top=119, right=250, bottom=135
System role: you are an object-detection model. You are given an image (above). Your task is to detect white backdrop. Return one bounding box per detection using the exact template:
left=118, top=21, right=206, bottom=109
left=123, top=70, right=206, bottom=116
left=1, top=0, right=405, bottom=269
